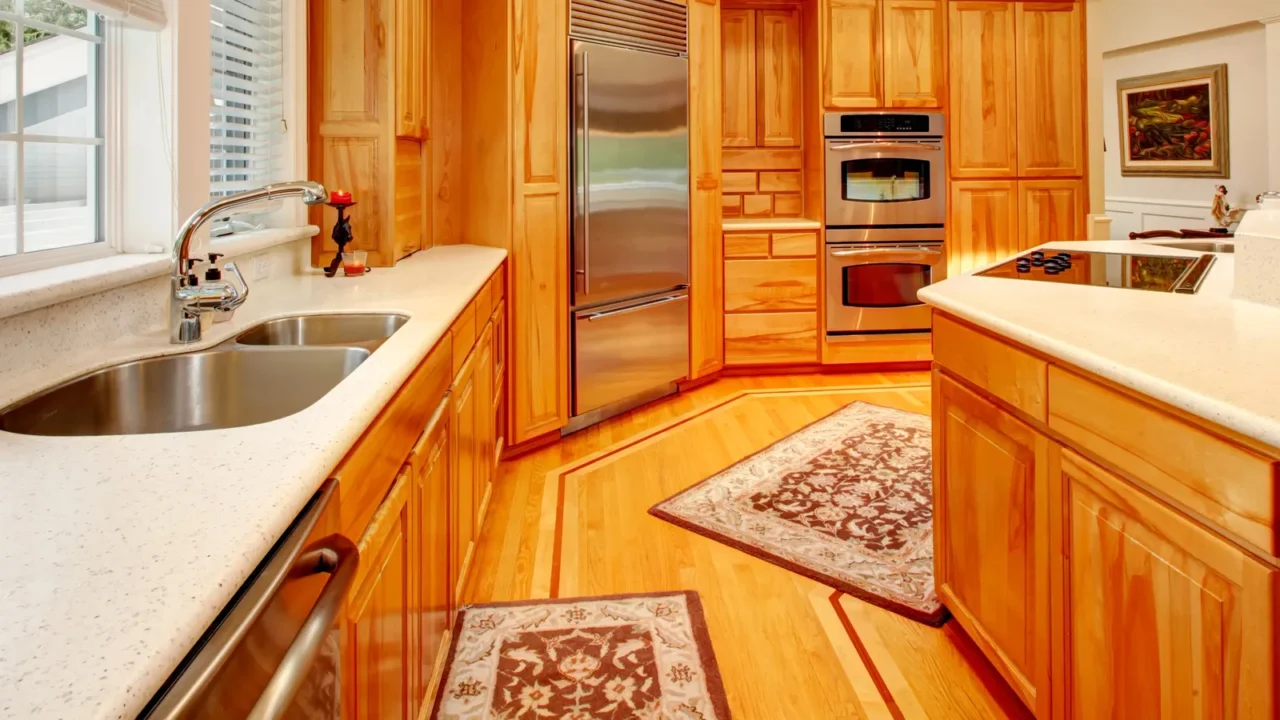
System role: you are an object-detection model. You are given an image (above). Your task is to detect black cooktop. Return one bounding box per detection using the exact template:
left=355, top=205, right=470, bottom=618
left=976, top=250, right=1217, bottom=294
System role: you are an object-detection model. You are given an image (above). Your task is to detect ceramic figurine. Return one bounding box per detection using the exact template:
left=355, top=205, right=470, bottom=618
left=1211, top=185, right=1246, bottom=228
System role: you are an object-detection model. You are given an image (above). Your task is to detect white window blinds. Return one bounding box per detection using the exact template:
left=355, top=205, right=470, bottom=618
left=67, top=0, right=164, bottom=29
left=210, top=0, right=283, bottom=199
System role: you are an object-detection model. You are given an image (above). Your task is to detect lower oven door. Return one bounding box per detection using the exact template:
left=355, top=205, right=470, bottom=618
left=826, top=243, right=946, bottom=335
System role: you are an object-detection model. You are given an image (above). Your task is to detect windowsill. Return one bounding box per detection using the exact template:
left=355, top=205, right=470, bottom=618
left=0, top=225, right=319, bottom=322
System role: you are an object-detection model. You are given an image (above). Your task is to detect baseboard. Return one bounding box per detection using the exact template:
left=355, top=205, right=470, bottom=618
left=501, top=429, right=561, bottom=460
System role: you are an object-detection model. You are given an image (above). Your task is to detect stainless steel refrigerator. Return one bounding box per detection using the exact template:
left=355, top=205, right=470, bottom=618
left=569, top=31, right=691, bottom=429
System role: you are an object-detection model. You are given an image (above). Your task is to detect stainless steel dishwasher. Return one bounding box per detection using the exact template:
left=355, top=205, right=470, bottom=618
left=140, top=479, right=358, bottom=719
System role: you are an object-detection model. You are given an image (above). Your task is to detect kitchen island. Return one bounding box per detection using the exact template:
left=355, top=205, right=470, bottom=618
left=922, top=240, right=1278, bottom=719
left=0, top=244, right=506, bottom=719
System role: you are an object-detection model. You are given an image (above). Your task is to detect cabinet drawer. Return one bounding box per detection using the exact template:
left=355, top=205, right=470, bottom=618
left=725, top=312, right=818, bottom=365
left=724, top=233, right=770, bottom=259
left=724, top=259, right=818, bottom=312
left=771, top=232, right=818, bottom=258
left=933, top=312, right=1047, bottom=421
left=1049, top=366, right=1279, bottom=556
left=450, top=300, right=477, bottom=377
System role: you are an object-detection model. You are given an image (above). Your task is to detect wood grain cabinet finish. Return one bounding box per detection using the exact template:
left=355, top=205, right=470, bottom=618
left=394, top=0, right=428, bottom=139
left=689, top=0, right=726, bottom=381
left=947, top=180, right=1019, bottom=276
left=948, top=1, right=1017, bottom=178
left=450, top=344, right=479, bottom=606
left=1018, top=180, right=1085, bottom=246
left=1062, top=450, right=1277, bottom=720
left=409, top=397, right=451, bottom=710
left=1015, top=2, right=1083, bottom=177
left=724, top=259, right=819, bottom=312
left=347, top=474, right=412, bottom=720
left=757, top=9, right=803, bottom=147
left=882, top=0, right=944, bottom=108
left=933, top=372, right=1051, bottom=717
left=822, top=0, right=882, bottom=108
left=725, top=312, right=819, bottom=365
left=722, top=9, right=757, bottom=148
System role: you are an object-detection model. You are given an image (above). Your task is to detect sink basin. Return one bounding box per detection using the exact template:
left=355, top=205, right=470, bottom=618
left=1145, top=240, right=1235, bottom=254
left=0, top=347, right=369, bottom=437
left=235, top=313, right=409, bottom=349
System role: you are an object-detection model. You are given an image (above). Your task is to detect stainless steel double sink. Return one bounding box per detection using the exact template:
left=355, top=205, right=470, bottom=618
left=0, top=314, right=409, bottom=437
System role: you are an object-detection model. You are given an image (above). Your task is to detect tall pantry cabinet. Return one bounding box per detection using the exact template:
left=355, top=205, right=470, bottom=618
left=947, top=1, right=1086, bottom=275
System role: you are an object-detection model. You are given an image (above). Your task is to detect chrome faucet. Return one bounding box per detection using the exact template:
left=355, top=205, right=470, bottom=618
left=170, top=181, right=329, bottom=343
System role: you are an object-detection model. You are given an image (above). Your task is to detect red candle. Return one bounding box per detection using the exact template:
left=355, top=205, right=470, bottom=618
left=330, top=189, right=353, bottom=204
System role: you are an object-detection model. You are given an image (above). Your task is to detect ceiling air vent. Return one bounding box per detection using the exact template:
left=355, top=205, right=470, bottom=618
left=570, top=0, right=688, bottom=56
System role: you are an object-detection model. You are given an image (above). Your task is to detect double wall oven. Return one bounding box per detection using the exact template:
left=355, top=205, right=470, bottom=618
left=824, top=112, right=946, bottom=338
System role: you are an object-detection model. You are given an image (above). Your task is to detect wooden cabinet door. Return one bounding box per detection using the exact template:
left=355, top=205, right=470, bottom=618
left=722, top=9, right=757, bottom=148
left=757, top=9, right=802, bottom=147
left=473, top=321, right=496, bottom=527
left=348, top=474, right=412, bottom=720
left=493, top=300, right=507, bottom=462
left=1019, top=179, right=1084, bottom=249
left=948, top=1, right=1017, bottom=178
left=411, top=398, right=452, bottom=712
left=1016, top=2, right=1083, bottom=177
left=823, top=0, right=882, bottom=108
left=948, top=180, right=1018, bottom=275
left=882, top=0, right=944, bottom=108
left=934, top=372, right=1050, bottom=717
left=450, top=348, right=478, bottom=605
left=1062, top=450, right=1277, bottom=720
left=395, top=0, right=426, bottom=138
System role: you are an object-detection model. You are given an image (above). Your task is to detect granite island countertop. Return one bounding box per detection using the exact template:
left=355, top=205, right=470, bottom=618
left=921, top=240, right=1280, bottom=449
left=0, top=244, right=507, bottom=720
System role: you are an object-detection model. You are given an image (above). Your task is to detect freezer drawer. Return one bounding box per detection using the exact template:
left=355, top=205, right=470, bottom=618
left=573, top=292, right=689, bottom=416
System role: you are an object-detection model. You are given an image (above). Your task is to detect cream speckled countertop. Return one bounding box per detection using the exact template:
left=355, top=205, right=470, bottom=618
left=0, top=244, right=506, bottom=720
left=921, top=240, right=1280, bottom=449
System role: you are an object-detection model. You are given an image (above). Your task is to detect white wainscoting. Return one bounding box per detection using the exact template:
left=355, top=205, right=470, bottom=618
left=1104, top=197, right=1214, bottom=239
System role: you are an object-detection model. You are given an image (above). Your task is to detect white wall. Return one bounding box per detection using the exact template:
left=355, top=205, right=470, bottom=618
left=1087, top=0, right=1280, bottom=239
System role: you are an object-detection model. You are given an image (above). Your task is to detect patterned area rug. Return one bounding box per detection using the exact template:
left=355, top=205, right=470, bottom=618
left=650, top=401, right=946, bottom=626
left=431, top=591, right=731, bottom=719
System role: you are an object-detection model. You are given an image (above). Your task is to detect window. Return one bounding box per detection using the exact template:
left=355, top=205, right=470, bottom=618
left=0, top=0, right=103, bottom=260
left=210, top=0, right=283, bottom=203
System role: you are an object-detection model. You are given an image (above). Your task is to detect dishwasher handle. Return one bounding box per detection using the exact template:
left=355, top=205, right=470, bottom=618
left=247, top=535, right=359, bottom=720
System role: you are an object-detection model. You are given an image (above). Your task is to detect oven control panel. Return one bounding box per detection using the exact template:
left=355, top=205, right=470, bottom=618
left=824, top=111, right=945, bottom=138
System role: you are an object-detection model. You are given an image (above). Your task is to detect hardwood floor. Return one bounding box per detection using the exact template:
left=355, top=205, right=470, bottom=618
left=465, top=372, right=1032, bottom=719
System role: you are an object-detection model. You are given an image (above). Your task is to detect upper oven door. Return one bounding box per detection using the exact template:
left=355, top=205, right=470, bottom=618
left=824, top=139, right=946, bottom=227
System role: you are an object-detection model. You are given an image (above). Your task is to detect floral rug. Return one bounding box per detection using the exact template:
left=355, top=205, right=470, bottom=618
left=430, top=591, right=731, bottom=719
left=650, top=401, right=946, bottom=626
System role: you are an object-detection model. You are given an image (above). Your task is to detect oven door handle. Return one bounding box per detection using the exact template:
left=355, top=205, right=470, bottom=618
left=828, top=141, right=943, bottom=152
left=829, top=248, right=943, bottom=259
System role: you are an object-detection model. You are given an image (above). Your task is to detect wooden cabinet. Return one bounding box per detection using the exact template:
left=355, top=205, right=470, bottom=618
left=882, top=0, right=944, bottom=108
left=822, top=0, right=882, bottom=108
left=934, top=372, right=1050, bottom=717
left=948, top=1, right=1018, bottom=178
left=336, top=265, right=507, bottom=717
left=933, top=310, right=1280, bottom=720
left=758, top=10, right=803, bottom=147
left=722, top=9, right=757, bottom=148
left=310, top=0, right=432, bottom=267
left=724, top=259, right=818, bottom=312
left=1062, top=450, right=1277, bottom=720
left=689, top=0, right=725, bottom=381
left=1016, top=3, right=1083, bottom=177
left=348, top=474, right=412, bottom=720
left=410, top=397, right=451, bottom=712
left=948, top=180, right=1018, bottom=275
left=725, top=312, right=818, bottom=365
left=395, top=0, right=428, bottom=139
left=821, top=0, right=943, bottom=109
left=450, top=345, right=478, bottom=605
left=1019, top=180, right=1085, bottom=246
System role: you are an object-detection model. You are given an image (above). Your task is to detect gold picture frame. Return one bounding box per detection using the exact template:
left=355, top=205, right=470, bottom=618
left=1117, top=63, right=1229, bottom=178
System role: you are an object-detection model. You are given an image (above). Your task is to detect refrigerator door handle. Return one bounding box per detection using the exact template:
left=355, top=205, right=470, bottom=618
left=583, top=293, right=685, bottom=321
left=577, top=52, right=592, bottom=295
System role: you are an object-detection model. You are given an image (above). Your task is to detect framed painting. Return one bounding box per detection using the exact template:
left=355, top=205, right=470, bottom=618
left=1117, top=64, right=1229, bottom=177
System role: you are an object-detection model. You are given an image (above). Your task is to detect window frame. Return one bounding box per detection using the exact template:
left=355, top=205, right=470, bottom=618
left=0, top=0, right=308, bottom=278
left=0, top=1, right=108, bottom=276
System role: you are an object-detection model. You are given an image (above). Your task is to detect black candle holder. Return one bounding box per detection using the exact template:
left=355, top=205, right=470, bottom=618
left=324, top=200, right=358, bottom=278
